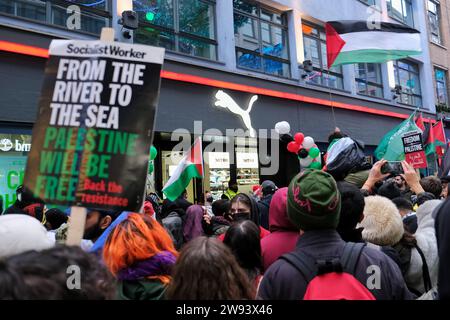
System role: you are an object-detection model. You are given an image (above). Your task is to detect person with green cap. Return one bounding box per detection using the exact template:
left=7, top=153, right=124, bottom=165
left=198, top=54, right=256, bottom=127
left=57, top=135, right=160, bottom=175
left=257, top=169, right=413, bottom=300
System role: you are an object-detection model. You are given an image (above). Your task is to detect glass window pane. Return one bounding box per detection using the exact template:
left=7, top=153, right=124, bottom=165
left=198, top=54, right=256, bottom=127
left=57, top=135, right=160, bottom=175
left=179, top=0, right=215, bottom=39
left=51, top=4, right=107, bottom=34
left=260, top=9, right=282, bottom=24
left=234, top=14, right=259, bottom=52
left=233, top=0, right=257, bottom=15
left=355, top=64, right=367, bottom=79
left=261, top=22, right=271, bottom=44
left=367, top=84, right=383, bottom=97
left=436, top=69, right=446, bottom=81
left=322, top=73, right=343, bottom=89
left=134, top=26, right=175, bottom=51
left=237, top=50, right=262, bottom=71
left=428, top=1, right=437, bottom=13
left=6, top=0, right=47, bottom=22
left=262, top=24, right=288, bottom=59
left=357, top=81, right=367, bottom=95
left=411, top=74, right=421, bottom=94
left=367, top=63, right=381, bottom=84
left=75, top=0, right=107, bottom=10
left=263, top=58, right=290, bottom=77
left=390, top=0, right=404, bottom=20
left=437, top=81, right=448, bottom=104
left=134, top=0, right=174, bottom=28
left=178, top=36, right=216, bottom=60
left=303, top=37, right=321, bottom=67
left=404, top=0, right=414, bottom=26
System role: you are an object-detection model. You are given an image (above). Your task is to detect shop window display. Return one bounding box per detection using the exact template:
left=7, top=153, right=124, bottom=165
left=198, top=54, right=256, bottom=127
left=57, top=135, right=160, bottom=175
left=0, top=133, right=32, bottom=213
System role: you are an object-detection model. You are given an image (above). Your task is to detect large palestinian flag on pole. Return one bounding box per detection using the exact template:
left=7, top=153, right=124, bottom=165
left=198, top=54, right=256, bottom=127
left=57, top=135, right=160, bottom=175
left=326, top=20, right=422, bottom=68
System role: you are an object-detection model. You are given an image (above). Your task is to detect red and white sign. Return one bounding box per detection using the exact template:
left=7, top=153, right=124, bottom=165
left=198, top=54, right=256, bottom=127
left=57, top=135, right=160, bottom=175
left=402, top=132, right=427, bottom=169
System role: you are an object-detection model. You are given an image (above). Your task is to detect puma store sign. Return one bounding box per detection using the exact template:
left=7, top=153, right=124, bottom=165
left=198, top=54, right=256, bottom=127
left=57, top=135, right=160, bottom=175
left=0, top=138, right=31, bottom=152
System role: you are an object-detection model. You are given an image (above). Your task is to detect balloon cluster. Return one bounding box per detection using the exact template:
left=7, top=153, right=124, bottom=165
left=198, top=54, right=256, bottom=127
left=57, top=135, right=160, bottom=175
left=275, top=121, right=322, bottom=170
left=148, top=145, right=157, bottom=174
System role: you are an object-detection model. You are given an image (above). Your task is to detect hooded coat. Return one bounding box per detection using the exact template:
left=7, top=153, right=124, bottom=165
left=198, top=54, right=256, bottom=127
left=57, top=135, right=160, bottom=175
left=360, top=196, right=440, bottom=295
left=260, top=188, right=300, bottom=271
left=435, top=198, right=450, bottom=300
left=218, top=193, right=269, bottom=241
left=405, top=200, right=440, bottom=294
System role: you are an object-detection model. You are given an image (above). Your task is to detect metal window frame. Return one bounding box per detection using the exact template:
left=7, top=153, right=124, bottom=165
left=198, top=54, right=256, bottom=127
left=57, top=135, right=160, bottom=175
left=136, top=0, right=218, bottom=60
left=355, top=63, right=384, bottom=97
left=435, top=68, right=449, bottom=105
left=0, top=0, right=112, bottom=36
left=393, top=59, right=423, bottom=107
left=428, top=0, right=442, bottom=44
left=234, top=0, right=291, bottom=77
left=301, top=21, right=344, bottom=89
left=387, top=0, right=414, bottom=27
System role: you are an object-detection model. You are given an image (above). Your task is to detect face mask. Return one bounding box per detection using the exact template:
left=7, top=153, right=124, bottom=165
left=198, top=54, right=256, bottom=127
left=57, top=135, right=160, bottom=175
left=231, top=212, right=251, bottom=222
left=206, top=197, right=214, bottom=203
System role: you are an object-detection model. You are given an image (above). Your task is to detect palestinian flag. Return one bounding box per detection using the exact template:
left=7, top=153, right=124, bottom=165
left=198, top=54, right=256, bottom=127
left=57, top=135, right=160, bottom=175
left=426, top=120, right=446, bottom=156
left=162, top=137, right=204, bottom=201
left=326, top=20, right=422, bottom=68
left=374, top=112, right=420, bottom=161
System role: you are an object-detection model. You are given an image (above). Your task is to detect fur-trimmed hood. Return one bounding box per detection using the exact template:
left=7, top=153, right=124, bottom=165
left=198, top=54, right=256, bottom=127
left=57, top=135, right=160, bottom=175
left=358, top=196, right=404, bottom=246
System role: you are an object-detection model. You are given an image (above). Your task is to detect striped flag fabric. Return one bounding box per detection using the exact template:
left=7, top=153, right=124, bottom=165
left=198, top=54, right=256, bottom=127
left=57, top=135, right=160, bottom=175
left=162, top=137, right=204, bottom=201
left=326, top=20, right=422, bottom=68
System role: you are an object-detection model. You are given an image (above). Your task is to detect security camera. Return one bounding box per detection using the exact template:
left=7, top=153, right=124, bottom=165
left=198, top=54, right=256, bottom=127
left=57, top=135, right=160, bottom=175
left=301, top=60, right=314, bottom=79
left=119, top=10, right=138, bottom=30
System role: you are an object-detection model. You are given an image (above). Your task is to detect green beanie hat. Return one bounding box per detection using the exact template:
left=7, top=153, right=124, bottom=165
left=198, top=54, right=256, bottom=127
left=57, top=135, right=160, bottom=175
left=287, top=169, right=341, bottom=231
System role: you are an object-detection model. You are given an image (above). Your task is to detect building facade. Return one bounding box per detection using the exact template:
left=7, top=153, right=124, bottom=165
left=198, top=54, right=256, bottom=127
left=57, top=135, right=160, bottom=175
left=0, top=0, right=438, bottom=204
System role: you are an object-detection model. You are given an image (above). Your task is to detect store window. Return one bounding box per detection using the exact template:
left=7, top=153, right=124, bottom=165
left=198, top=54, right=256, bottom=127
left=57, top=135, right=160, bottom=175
left=428, top=0, right=442, bottom=44
left=0, top=0, right=111, bottom=35
left=393, top=60, right=422, bottom=107
left=435, top=68, right=448, bottom=105
left=205, top=151, right=231, bottom=200
left=234, top=0, right=290, bottom=77
left=387, top=0, right=414, bottom=27
left=302, top=22, right=344, bottom=90
left=134, top=0, right=217, bottom=60
left=355, top=63, right=383, bottom=98
left=235, top=137, right=259, bottom=195
left=0, top=133, right=32, bottom=212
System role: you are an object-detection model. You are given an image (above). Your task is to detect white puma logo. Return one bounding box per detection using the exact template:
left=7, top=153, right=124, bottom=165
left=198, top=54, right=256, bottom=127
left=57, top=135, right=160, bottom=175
left=214, top=90, right=258, bottom=137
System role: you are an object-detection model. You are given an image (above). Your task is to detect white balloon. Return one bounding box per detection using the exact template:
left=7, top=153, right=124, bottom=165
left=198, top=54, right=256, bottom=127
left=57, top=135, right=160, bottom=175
left=303, top=136, right=315, bottom=149
left=300, top=157, right=312, bottom=168
left=275, top=121, right=291, bottom=135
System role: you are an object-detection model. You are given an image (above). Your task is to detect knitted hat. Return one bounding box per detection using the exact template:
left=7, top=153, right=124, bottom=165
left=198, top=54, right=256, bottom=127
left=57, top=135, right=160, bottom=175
left=359, top=196, right=404, bottom=246
left=287, top=169, right=341, bottom=231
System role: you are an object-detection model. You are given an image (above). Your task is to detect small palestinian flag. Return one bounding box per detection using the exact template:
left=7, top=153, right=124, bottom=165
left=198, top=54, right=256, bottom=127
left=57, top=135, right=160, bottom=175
left=162, top=137, right=204, bottom=201
left=326, top=20, right=422, bottom=68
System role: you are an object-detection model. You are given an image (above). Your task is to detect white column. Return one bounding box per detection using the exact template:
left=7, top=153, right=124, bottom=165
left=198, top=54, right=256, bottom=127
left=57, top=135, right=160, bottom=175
left=288, top=8, right=302, bottom=79
left=216, top=0, right=236, bottom=69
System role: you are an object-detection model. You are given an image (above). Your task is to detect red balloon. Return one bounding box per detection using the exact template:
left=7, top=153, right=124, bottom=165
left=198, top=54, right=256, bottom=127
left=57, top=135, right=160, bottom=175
left=287, top=141, right=300, bottom=153
left=294, top=132, right=305, bottom=145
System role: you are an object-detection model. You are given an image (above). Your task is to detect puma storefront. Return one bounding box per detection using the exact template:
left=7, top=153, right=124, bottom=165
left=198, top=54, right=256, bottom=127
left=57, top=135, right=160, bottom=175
left=0, top=29, right=436, bottom=204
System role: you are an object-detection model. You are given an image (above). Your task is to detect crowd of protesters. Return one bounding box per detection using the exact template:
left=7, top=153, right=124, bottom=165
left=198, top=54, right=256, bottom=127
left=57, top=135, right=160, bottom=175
left=1, top=132, right=450, bottom=301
